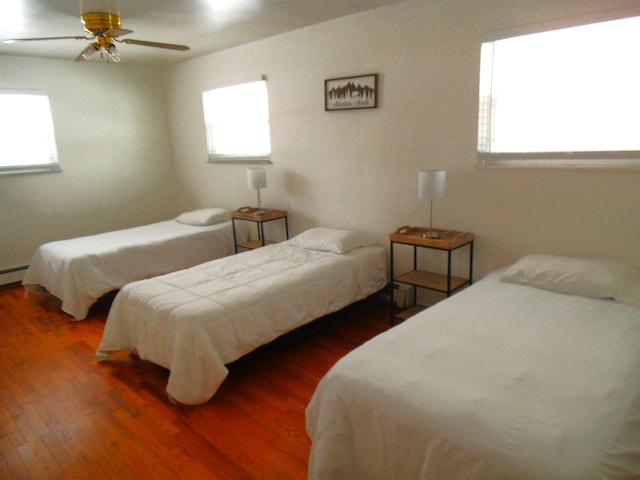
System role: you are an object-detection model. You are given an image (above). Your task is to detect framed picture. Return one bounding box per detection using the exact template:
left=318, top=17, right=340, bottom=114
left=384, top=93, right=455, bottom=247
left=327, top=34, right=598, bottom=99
left=325, top=73, right=378, bottom=111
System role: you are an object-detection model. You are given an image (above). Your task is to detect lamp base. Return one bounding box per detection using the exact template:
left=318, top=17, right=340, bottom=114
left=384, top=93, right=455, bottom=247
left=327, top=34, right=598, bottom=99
left=255, top=209, right=268, bottom=216
left=422, top=231, right=441, bottom=239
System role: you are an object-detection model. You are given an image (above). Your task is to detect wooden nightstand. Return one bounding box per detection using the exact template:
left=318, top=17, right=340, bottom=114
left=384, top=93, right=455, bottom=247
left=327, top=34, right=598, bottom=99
left=389, top=226, right=474, bottom=325
left=232, top=207, right=289, bottom=252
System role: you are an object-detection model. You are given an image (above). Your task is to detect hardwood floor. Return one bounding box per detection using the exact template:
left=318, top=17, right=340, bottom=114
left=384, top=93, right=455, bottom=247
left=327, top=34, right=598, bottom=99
left=0, top=284, right=390, bottom=479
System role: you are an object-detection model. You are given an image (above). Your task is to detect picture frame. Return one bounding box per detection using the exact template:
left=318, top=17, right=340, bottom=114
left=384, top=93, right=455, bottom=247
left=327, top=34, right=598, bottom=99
left=325, top=73, right=378, bottom=111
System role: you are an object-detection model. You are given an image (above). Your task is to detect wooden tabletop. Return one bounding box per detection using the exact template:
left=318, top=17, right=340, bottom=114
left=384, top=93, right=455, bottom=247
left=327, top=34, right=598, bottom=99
left=389, top=225, right=474, bottom=249
left=232, top=207, right=287, bottom=221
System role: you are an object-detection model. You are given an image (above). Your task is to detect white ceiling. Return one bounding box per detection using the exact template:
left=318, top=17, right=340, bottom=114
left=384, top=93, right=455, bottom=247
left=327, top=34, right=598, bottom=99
left=0, top=0, right=407, bottom=65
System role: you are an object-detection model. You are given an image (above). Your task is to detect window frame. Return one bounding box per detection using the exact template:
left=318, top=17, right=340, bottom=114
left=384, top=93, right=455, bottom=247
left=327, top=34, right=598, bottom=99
left=0, top=89, right=61, bottom=176
left=477, top=8, right=640, bottom=169
left=202, top=76, right=272, bottom=165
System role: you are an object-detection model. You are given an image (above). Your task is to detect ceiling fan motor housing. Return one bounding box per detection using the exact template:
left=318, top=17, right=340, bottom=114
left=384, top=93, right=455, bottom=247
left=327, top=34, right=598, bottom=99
left=81, top=12, right=122, bottom=35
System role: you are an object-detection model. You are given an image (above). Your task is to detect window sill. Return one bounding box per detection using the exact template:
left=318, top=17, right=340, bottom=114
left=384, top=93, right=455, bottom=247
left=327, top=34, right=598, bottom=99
left=478, top=152, right=640, bottom=171
left=207, top=156, right=272, bottom=165
left=0, top=165, right=62, bottom=176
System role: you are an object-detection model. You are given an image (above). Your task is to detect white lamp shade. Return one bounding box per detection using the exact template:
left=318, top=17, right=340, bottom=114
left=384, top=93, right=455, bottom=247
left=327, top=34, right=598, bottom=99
left=418, top=169, right=446, bottom=200
left=246, top=167, right=267, bottom=190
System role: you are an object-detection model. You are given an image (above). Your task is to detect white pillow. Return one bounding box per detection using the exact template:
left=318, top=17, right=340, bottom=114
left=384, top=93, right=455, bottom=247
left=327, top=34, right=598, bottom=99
left=288, top=227, right=377, bottom=254
left=175, top=208, right=230, bottom=226
left=502, top=254, right=640, bottom=304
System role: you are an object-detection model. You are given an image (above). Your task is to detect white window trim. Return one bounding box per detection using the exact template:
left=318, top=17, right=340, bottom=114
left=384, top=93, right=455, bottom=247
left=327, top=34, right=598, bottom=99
left=479, top=152, right=640, bottom=170
left=207, top=155, right=272, bottom=165
left=478, top=6, right=640, bottom=169
left=0, top=163, right=62, bottom=176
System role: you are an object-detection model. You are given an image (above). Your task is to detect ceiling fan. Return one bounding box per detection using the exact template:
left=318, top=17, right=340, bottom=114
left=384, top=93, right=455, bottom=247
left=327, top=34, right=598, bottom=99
left=2, top=7, right=190, bottom=63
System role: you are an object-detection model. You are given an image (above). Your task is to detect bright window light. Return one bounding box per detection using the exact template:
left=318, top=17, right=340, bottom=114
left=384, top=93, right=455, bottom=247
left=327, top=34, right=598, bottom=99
left=478, top=15, right=640, bottom=167
left=0, top=92, right=60, bottom=175
left=0, top=2, right=24, bottom=30
left=202, top=79, right=272, bottom=163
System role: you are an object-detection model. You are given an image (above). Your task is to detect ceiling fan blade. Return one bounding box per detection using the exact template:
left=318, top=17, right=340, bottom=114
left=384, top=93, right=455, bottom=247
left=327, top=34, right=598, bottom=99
left=120, top=38, right=189, bottom=51
left=105, top=28, right=133, bottom=38
left=3, top=36, right=91, bottom=44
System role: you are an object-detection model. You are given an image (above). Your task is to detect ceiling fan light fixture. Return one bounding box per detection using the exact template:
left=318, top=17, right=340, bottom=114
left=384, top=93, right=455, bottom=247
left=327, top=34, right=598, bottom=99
left=5, top=5, right=190, bottom=62
left=80, top=42, right=100, bottom=60
left=77, top=40, right=119, bottom=63
left=105, top=43, right=120, bottom=62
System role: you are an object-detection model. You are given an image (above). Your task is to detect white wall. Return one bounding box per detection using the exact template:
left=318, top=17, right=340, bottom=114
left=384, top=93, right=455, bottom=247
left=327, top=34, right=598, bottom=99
left=3, top=0, right=639, bottom=283
left=166, top=0, right=640, bottom=278
left=0, top=55, right=177, bottom=273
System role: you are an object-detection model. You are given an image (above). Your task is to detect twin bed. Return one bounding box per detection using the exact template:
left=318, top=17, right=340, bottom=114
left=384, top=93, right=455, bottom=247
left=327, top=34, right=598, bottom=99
left=306, top=254, right=640, bottom=479
left=23, top=208, right=248, bottom=320
left=95, top=227, right=387, bottom=405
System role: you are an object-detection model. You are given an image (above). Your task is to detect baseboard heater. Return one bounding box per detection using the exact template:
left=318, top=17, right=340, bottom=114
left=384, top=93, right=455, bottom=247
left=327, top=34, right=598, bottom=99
left=0, top=265, right=28, bottom=288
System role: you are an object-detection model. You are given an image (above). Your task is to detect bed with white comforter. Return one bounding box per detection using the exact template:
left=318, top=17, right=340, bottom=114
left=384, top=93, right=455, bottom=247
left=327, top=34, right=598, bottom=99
left=23, top=208, right=248, bottom=320
left=96, top=228, right=388, bottom=405
left=306, top=254, right=640, bottom=480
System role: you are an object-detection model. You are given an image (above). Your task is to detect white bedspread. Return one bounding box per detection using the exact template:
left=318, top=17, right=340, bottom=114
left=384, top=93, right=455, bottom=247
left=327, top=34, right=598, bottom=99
left=96, top=242, right=387, bottom=405
left=23, top=220, right=247, bottom=320
left=306, top=270, right=640, bottom=480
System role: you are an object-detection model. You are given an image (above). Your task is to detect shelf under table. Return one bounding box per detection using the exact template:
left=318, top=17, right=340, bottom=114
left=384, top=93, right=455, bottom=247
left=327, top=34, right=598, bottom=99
left=395, top=270, right=469, bottom=293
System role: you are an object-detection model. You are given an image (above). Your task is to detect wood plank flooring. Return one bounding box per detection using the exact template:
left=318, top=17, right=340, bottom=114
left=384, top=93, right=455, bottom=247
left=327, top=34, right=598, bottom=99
left=0, top=285, right=389, bottom=479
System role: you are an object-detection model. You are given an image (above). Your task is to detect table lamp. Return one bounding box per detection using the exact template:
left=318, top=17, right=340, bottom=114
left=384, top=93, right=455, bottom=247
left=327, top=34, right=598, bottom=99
left=246, top=167, right=267, bottom=215
left=418, top=169, right=446, bottom=239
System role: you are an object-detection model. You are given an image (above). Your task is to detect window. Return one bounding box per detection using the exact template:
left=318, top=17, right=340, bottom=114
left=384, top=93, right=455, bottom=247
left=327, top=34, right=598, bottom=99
left=202, top=78, right=272, bottom=164
left=478, top=14, right=640, bottom=167
left=0, top=91, right=60, bottom=175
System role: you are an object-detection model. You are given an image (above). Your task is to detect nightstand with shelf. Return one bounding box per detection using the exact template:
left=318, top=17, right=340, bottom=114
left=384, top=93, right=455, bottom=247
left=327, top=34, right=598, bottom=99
left=232, top=207, right=289, bottom=252
left=389, top=226, right=474, bottom=325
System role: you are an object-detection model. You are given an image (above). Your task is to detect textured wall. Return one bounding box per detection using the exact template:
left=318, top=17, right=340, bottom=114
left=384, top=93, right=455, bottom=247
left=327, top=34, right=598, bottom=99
left=4, top=0, right=639, bottom=279
left=166, top=0, right=640, bottom=276
left=0, top=55, right=177, bottom=271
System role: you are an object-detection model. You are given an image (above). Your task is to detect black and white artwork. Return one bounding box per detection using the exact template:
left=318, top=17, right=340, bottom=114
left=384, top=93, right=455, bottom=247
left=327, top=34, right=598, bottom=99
left=325, top=74, right=378, bottom=111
